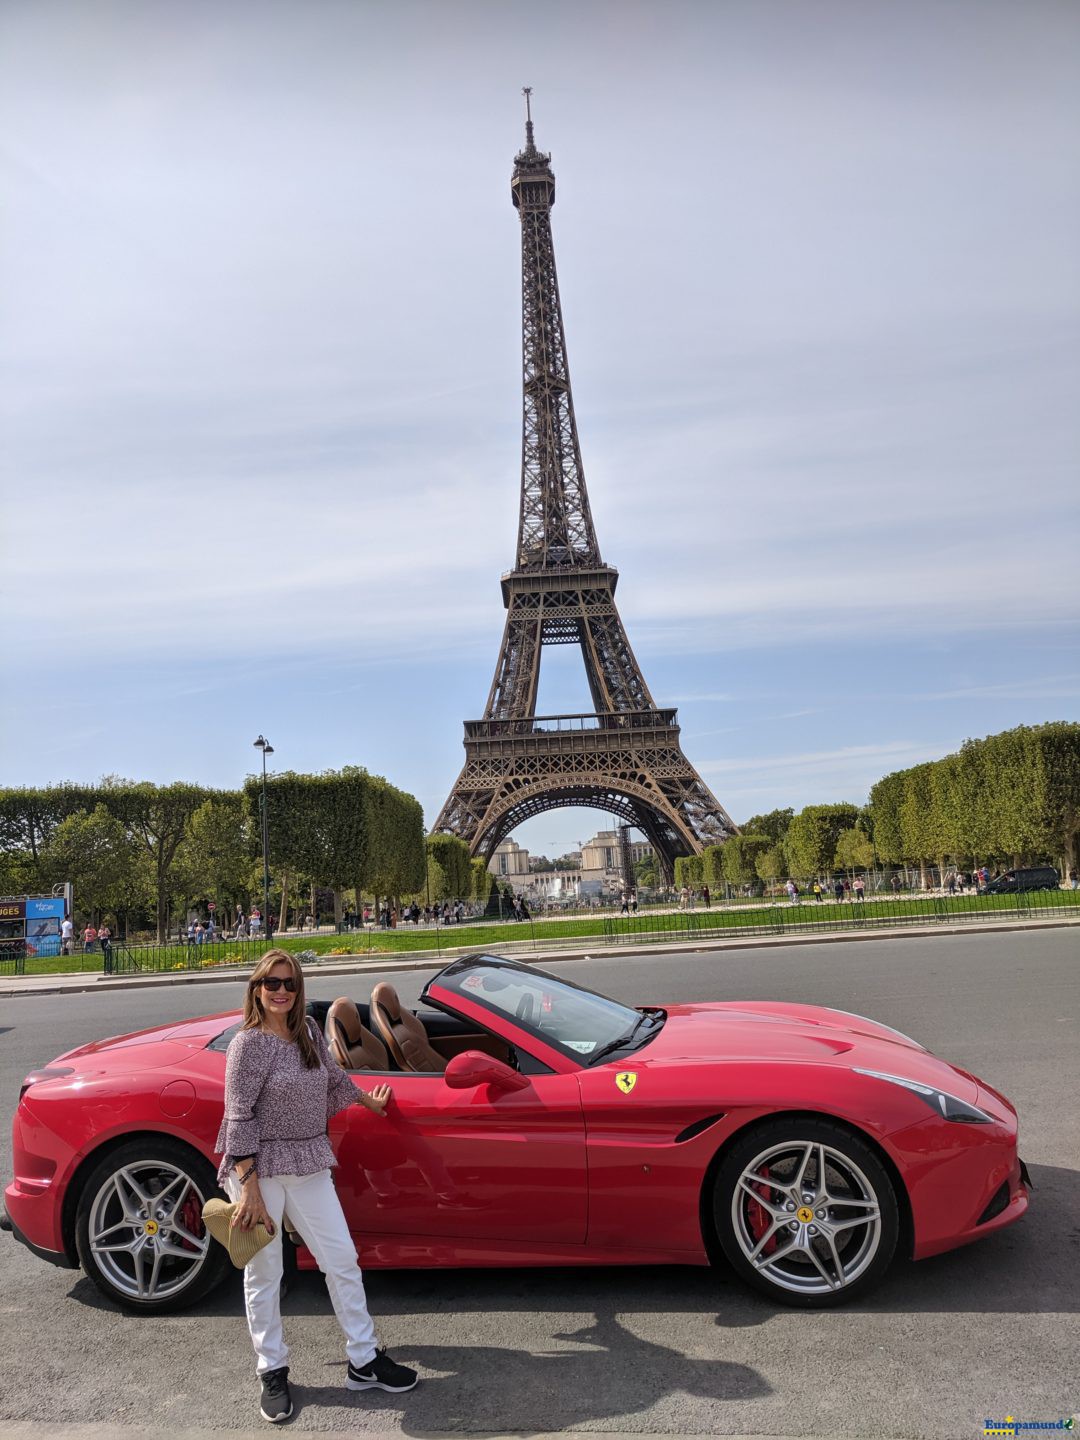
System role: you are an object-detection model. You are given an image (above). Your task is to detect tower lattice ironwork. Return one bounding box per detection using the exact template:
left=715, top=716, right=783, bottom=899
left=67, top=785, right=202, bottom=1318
left=434, top=96, right=737, bottom=879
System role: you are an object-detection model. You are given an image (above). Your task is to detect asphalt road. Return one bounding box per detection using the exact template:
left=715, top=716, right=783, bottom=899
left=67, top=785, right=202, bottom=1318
left=0, top=929, right=1076, bottom=1439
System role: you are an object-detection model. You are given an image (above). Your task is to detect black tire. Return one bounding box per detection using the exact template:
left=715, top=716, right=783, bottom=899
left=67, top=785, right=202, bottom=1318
left=75, top=1137, right=230, bottom=1314
left=712, top=1117, right=899, bottom=1308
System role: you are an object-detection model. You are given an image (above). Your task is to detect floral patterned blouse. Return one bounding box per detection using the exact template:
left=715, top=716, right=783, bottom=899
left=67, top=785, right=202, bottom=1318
left=215, top=1020, right=358, bottom=1184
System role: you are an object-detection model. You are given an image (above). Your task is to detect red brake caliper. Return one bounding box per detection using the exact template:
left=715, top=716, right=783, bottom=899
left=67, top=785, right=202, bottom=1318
left=746, top=1168, right=779, bottom=1254
left=179, top=1193, right=204, bottom=1251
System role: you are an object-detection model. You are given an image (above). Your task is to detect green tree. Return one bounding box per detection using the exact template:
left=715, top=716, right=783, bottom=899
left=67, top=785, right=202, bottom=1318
left=899, top=765, right=935, bottom=886
left=701, top=845, right=725, bottom=891
left=0, top=785, right=84, bottom=892
left=635, top=852, right=660, bottom=889
left=740, top=808, right=793, bottom=844
left=868, top=772, right=905, bottom=866
left=174, top=796, right=253, bottom=924
left=833, top=827, right=876, bottom=874
left=41, top=805, right=152, bottom=932
left=720, top=834, right=770, bottom=889
left=425, top=834, right=473, bottom=898
left=96, top=780, right=215, bottom=941
left=471, top=857, right=491, bottom=903
left=674, top=855, right=704, bottom=888
left=755, top=843, right=788, bottom=884
left=785, top=804, right=860, bottom=879
left=1031, top=722, right=1080, bottom=874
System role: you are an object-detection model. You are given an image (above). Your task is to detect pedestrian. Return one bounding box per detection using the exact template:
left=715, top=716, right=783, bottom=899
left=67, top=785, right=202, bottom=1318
left=60, top=915, right=74, bottom=956
left=785, top=878, right=799, bottom=905
left=195, top=922, right=206, bottom=945
left=1071, top=868, right=1078, bottom=891
left=834, top=879, right=844, bottom=903
left=82, top=922, right=97, bottom=952
left=217, top=949, right=418, bottom=1423
left=620, top=892, right=629, bottom=914
left=890, top=873, right=901, bottom=896
left=812, top=881, right=823, bottom=903
left=629, top=892, right=638, bottom=913
left=853, top=876, right=865, bottom=902
left=701, top=884, right=711, bottom=909
left=98, top=923, right=113, bottom=973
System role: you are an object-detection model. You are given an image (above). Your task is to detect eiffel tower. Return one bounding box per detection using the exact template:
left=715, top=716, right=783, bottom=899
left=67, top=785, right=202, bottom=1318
left=434, top=95, right=737, bottom=880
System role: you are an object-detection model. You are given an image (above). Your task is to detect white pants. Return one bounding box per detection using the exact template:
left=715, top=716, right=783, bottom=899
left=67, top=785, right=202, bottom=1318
left=226, top=1168, right=377, bottom=1375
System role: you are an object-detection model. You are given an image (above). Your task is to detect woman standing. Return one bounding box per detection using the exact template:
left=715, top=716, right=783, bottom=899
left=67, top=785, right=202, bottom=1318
left=217, top=949, right=417, bottom=1424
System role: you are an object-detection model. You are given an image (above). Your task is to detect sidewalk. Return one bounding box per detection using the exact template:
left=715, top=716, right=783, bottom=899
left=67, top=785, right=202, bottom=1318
left=1, top=913, right=1076, bottom=999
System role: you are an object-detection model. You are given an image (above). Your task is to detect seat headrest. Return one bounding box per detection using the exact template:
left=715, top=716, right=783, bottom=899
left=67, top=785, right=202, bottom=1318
left=326, top=997, right=389, bottom=1072
left=370, top=982, right=446, bottom=1072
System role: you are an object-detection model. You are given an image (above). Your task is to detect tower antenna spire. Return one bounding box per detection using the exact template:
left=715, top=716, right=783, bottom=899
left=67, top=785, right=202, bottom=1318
left=523, top=85, right=535, bottom=151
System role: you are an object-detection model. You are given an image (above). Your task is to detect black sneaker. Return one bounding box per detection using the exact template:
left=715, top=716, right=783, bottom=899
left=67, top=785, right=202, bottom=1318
left=346, top=1349, right=418, bottom=1393
left=259, top=1366, right=293, bottom=1423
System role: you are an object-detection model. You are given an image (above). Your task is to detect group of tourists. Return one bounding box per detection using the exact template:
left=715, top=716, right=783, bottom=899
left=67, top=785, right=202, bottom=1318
left=378, top=900, right=472, bottom=928
left=79, top=921, right=113, bottom=962
left=677, top=884, right=711, bottom=910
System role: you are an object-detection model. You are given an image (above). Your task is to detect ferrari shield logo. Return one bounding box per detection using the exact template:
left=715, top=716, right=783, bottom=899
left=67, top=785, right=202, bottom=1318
left=615, top=1071, right=638, bottom=1094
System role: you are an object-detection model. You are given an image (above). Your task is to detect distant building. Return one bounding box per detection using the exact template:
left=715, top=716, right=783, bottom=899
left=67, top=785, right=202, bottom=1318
left=579, top=830, right=654, bottom=896
left=488, top=839, right=530, bottom=878
left=579, top=830, right=652, bottom=872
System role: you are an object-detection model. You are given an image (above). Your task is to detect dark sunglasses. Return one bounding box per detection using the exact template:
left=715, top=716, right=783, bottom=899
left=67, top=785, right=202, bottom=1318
left=258, top=976, right=298, bottom=993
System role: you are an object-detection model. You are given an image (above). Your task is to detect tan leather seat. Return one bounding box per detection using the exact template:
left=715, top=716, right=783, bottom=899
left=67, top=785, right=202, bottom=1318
left=326, top=997, right=390, bottom=1072
left=370, top=982, right=447, bottom=1072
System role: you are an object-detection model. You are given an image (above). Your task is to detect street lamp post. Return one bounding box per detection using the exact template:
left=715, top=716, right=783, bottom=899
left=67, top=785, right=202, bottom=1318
left=253, top=735, right=275, bottom=940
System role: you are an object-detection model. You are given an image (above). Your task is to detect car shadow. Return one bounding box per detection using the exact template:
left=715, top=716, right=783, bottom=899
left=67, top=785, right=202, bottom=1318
left=279, top=1302, right=770, bottom=1435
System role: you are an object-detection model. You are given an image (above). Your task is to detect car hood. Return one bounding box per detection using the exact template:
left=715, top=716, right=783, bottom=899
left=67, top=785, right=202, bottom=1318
left=641, top=1001, right=981, bottom=1100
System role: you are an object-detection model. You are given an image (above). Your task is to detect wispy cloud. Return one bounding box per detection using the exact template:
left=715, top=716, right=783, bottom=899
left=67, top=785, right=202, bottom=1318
left=914, top=676, right=1080, bottom=702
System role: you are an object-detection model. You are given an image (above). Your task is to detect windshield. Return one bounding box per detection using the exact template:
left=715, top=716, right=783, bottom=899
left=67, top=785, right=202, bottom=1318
left=431, top=955, right=662, bottom=1064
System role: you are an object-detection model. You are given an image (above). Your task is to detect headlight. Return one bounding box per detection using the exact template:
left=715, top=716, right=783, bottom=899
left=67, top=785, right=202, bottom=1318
left=853, top=1068, right=993, bottom=1123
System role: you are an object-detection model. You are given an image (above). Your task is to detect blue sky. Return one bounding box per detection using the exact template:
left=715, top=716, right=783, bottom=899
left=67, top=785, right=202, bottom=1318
left=1, top=0, right=1078, bottom=861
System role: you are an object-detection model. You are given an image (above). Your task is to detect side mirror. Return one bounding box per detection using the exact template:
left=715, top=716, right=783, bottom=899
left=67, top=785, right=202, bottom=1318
left=444, top=1050, right=529, bottom=1092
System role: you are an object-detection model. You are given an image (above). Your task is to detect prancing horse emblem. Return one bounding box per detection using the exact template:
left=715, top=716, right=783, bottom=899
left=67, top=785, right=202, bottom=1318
left=615, top=1071, right=637, bottom=1094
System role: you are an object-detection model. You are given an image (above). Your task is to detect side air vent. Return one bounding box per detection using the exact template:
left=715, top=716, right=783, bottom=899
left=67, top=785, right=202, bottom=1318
left=977, top=1181, right=1010, bottom=1225
left=674, top=1114, right=726, bottom=1144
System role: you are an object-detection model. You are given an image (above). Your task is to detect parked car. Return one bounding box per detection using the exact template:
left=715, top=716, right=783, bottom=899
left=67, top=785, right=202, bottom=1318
left=4, top=953, right=1029, bottom=1313
left=978, top=866, right=1060, bottom=895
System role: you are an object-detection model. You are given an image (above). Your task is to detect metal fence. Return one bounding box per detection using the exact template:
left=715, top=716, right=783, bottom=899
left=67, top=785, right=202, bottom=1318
left=600, top=885, right=1080, bottom=946
left=3, top=884, right=1077, bottom=980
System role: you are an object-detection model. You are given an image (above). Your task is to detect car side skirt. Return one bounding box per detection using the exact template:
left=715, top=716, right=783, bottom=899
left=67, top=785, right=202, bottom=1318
left=295, top=1235, right=712, bottom=1271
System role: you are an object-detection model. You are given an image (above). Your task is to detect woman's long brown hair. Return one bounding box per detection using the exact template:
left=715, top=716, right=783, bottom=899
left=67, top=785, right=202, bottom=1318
left=242, top=949, right=320, bottom=1070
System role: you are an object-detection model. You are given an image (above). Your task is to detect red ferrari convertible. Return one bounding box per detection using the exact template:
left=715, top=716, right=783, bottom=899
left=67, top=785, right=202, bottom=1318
left=3, top=954, right=1028, bottom=1312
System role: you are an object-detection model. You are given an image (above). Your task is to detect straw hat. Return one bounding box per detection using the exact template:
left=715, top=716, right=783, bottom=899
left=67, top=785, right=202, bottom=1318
left=202, top=1198, right=275, bottom=1268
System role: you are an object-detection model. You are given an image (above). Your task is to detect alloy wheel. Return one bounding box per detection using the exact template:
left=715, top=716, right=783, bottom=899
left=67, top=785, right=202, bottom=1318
left=731, top=1138, right=883, bottom=1296
left=87, top=1160, right=210, bottom=1301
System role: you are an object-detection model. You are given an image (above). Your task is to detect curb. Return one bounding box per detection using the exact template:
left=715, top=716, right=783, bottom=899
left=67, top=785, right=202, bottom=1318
left=1, top=915, right=1076, bottom=999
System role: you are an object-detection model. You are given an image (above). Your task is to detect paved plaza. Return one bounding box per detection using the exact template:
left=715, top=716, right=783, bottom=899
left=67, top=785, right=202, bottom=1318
left=0, top=930, right=1076, bottom=1438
